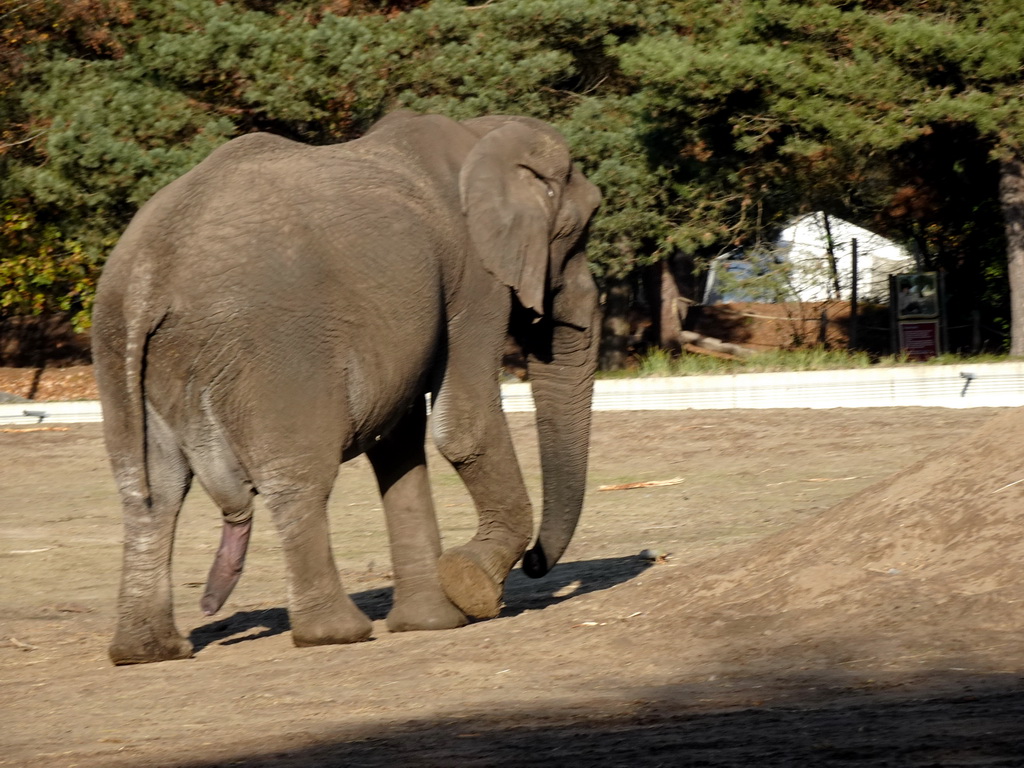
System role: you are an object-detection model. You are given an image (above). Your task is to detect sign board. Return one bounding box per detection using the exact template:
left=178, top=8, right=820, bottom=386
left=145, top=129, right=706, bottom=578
left=894, top=272, right=939, bottom=319
left=890, top=272, right=943, bottom=359
left=898, top=320, right=941, bottom=360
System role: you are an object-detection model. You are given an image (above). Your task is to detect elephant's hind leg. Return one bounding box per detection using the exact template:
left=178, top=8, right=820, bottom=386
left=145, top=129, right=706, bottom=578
left=262, top=486, right=373, bottom=647
left=367, top=403, right=467, bottom=633
left=109, top=405, right=195, bottom=665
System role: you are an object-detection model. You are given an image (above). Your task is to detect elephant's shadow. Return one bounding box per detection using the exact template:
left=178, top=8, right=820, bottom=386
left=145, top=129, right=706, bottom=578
left=188, top=554, right=652, bottom=653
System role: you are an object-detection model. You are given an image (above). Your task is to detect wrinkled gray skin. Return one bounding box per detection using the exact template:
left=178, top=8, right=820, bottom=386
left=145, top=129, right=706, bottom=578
left=93, top=111, right=601, bottom=665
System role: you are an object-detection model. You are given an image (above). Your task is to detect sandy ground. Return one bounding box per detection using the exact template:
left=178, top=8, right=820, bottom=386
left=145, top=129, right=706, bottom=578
left=0, top=365, right=97, bottom=403
left=3, top=403, right=1024, bottom=766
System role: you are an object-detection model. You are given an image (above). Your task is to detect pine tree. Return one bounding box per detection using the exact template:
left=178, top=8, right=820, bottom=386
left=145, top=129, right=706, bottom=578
left=4, top=0, right=1023, bottom=355
left=619, top=0, right=1024, bottom=352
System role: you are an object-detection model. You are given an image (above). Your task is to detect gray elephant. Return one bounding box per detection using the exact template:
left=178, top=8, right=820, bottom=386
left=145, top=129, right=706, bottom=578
left=92, top=110, right=601, bottom=665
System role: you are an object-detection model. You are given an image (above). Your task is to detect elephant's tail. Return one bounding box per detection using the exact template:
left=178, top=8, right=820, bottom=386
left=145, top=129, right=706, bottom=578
left=94, top=252, right=168, bottom=509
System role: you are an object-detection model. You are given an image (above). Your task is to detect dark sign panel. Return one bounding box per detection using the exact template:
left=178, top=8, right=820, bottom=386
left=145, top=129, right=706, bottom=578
left=891, top=272, right=943, bottom=359
left=899, top=320, right=941, bottom=360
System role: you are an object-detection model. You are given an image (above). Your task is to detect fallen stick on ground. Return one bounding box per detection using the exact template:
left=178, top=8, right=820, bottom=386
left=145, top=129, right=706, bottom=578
left=0, top=427, right=71, bottom=433
left=767, top=476, right=861, bottom=487
left=598, top=478, right=684, bottom=491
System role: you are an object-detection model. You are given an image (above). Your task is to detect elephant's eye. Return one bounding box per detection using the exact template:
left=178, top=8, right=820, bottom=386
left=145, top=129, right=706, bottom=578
left=523, top=165, right=556, bottom=199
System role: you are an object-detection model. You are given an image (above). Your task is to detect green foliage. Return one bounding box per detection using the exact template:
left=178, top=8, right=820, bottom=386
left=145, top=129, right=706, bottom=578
left=1, top=0, right=1022, bottom=353
left=614, top=0, right=1024, bottom=352
left=560, top=95, right=674, bottom=277
left=619, top=346, right=930, bottom=378
left=0, top=205, right=101, bottom=330
left=2, top=0, right=672, bottom=328
left=617, top=344, right=1022, bottom=379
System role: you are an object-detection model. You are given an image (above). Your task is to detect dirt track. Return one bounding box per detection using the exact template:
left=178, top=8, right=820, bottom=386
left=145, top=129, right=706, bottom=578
left=3, top=407, right=1024, bottom=766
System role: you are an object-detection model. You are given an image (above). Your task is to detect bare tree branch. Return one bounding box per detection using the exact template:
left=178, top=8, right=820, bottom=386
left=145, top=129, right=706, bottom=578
left=0, top=0, right=50, bottom=22
left=0, top=130, right=47, bottom=150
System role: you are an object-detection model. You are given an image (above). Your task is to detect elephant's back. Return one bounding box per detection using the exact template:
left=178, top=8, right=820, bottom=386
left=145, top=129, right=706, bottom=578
left=113, top=130, right=448, bottom=330
left=106, top=131, right=452, bottom=446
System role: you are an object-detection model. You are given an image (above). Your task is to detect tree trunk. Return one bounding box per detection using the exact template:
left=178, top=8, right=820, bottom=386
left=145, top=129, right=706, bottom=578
left=658, top=258, right=683, bottom=352
left=820, top=213, right=842, bottom=299
left=644, top=258, right=686, bottom=353
left=998, top=157, right=1024, bottom=356
left=599, top=276, right=631, bottom=371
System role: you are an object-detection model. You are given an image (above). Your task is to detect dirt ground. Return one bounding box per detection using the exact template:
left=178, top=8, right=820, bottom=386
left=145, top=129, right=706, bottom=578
left=3, top=384, right=1024, bottom=765
left=0, top=365, right=98, bottom=402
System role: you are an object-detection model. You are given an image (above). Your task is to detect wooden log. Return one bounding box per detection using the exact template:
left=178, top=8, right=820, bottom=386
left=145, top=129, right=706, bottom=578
left=679, top=330, right=758, bottom=359
left=683, top=343, right=740, bottom=361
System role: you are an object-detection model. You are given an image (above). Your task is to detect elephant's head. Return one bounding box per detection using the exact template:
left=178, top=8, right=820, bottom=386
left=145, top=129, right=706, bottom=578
left=459, top=116, right=602, bottom=577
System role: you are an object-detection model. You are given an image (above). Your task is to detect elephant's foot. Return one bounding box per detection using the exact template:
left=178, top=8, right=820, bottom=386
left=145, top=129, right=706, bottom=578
left=387, top=592, right=467, bottom=633
left=437, top=544, right=511, bottom=619
left=109, top=627, right=194, bottom=666
left=290, top=606, right=373, bottom=647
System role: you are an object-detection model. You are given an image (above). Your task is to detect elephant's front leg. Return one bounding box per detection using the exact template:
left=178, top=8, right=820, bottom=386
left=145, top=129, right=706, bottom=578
left=263, top=489, right=373, bottom=647
left=430, top=286, right=534, bottom=619
left=367, top=403, right=467, bottom=633
left=433, top=399, right=534, bottom=619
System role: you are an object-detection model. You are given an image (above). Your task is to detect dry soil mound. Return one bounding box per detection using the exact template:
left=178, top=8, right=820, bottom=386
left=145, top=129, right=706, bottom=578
left=564, top=407, right=1024, bottom=680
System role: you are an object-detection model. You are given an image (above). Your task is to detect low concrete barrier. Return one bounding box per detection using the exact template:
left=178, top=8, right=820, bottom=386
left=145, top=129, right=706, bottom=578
left=502, top=362, right=1024, bottom=412
left=1, top=362, right=1021, bottom=425
left=0, top=400, right=103, bottom=426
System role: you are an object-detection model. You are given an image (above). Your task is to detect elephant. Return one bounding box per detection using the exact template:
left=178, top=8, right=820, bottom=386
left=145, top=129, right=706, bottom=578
left=92, top=110, right=602, bottom=665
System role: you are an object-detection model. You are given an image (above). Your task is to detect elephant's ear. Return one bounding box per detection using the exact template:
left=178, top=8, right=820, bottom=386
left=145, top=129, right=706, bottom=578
left=459, top=121, right=572, bottom=317
left=553, top=248, right=600, bottom=332
left=549, top=167, right=602, bottom=330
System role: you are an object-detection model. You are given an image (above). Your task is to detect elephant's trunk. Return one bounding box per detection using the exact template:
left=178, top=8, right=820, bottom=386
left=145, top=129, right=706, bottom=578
left=520, top=318, right=599, bottom=578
